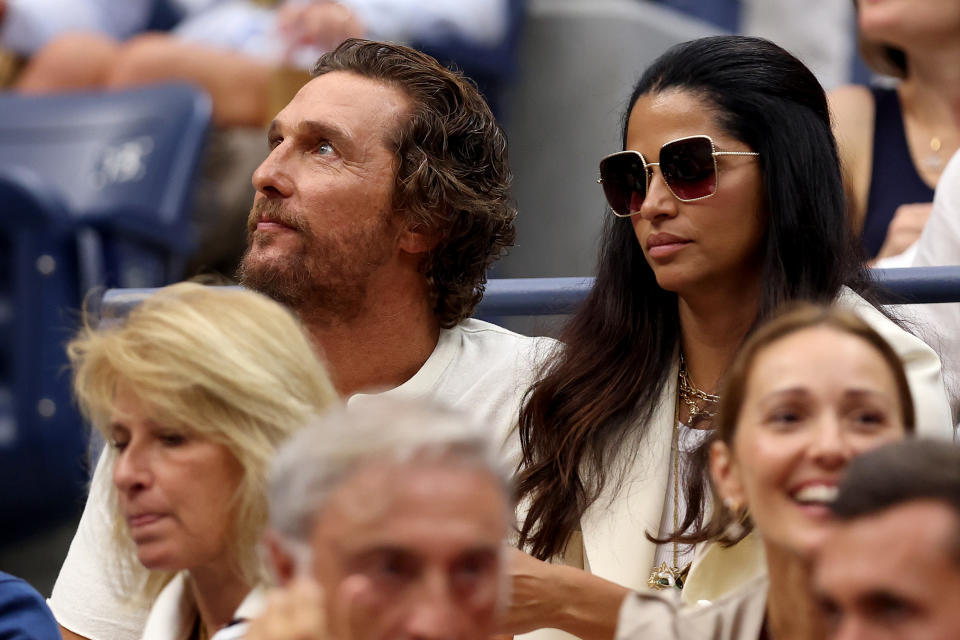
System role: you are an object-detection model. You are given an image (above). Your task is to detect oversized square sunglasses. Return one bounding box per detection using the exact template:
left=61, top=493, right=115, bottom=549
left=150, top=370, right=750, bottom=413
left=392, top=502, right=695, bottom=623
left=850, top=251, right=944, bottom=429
left=597, top=134, right=760, bottom=217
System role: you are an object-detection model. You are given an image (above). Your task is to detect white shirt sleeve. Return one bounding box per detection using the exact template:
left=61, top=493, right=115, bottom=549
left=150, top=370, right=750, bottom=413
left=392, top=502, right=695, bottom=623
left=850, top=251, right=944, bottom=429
left=913, top=150, right=960, bottom=269
left=48, top=449, right=149, bottom=640
left=906, top=150, right=960, bottom=432
left=335, top=0, right=508, bottom=47
left=1, top=0, right=153, bottom=55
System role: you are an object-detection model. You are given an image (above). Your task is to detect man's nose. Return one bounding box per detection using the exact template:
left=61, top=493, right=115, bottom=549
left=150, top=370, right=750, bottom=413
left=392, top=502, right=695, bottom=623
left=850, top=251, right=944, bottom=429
left=252, top=144, right=295, bottom=198
left=831, top=617, right=870, bottom=640
left=402, top=577, right=461, bottom=640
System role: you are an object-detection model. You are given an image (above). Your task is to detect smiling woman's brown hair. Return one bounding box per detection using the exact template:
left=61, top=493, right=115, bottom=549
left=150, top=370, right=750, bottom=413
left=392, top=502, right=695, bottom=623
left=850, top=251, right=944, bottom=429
left=682, top=302, right=916, bottom=547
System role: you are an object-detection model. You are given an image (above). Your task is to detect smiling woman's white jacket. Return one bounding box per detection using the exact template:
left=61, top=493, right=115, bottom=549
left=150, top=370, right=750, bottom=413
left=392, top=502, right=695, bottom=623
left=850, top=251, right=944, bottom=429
left=519, top=288, right=953, bottom=640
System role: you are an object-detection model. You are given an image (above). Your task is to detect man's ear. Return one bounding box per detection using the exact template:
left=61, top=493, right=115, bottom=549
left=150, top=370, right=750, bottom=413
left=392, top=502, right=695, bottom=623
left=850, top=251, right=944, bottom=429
left=397, top=223, right=441, bottom=255
left=709, top=440, right=747, bottom=510
left=263, top=530, right=297, bottom=586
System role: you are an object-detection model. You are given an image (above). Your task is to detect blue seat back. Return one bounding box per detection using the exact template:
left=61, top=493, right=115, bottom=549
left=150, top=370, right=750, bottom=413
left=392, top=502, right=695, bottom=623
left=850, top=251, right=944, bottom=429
left=0, top=167, right=86, bottom=540
left=0, top=85, right=210, bottom=539
left=0, top=84, right=211, bottom=287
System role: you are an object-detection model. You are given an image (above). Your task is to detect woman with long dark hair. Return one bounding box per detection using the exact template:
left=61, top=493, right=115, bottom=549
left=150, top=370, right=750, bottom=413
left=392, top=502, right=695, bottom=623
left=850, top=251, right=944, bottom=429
left=499, top=36, right=952, bottom=640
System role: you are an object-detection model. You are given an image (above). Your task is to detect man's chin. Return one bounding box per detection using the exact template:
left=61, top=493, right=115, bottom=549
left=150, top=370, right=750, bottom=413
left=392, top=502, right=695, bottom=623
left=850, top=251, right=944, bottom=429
left=237, top=253, right=305, bottom=305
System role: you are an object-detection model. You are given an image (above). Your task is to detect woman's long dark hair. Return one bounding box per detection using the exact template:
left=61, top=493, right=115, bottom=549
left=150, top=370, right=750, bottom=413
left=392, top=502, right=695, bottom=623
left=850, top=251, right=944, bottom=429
left=516, top=36, right=873, bottom=560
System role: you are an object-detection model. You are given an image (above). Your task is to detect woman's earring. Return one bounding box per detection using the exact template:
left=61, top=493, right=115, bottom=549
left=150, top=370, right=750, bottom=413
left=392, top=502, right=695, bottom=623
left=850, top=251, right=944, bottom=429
left=723, top=497, right=749, bottom=539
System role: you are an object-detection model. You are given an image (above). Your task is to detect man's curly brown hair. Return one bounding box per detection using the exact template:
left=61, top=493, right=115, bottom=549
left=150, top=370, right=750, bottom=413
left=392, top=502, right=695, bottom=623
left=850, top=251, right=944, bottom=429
left=312, top=39, right=516, bottom=328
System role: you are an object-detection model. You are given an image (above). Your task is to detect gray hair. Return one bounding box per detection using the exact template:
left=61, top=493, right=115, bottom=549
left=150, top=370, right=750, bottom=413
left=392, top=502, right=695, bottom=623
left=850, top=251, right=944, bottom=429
left=267, top=397, right=513, bottom=544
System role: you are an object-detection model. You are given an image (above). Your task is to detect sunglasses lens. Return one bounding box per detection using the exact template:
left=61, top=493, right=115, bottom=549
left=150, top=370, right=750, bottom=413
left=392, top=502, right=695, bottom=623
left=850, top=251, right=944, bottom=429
left=599, top=152, right=646, bottom=216
left=660, top=137, right=717, bottom=200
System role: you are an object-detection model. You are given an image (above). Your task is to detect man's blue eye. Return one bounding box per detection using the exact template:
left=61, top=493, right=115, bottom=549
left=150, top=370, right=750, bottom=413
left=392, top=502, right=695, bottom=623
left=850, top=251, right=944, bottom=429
left=316, top=142, right=334, bottom=155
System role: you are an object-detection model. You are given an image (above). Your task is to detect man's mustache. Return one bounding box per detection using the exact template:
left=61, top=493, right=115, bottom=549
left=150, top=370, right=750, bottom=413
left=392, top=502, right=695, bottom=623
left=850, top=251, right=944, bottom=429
left=247, top=199, right=308, bottom=234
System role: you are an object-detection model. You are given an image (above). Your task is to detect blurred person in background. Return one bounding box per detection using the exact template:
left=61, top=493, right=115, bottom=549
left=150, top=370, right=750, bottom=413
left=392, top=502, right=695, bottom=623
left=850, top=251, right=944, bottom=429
left=0, top=571, right=60, bottom=640
left=58, top=282, right=337, bottom=640
left=814, top=439, right=960, bottom=640
left=615, top=303, right=917, bottom=639
left=0, top=0, right=518, bottom=275
left=829, top=0, right=960, bottom=264
left=246, top=399, right=512, bottom=640
left=497, top=35, right=951, bottom=640
left=6, top=0, right=512, bottom=127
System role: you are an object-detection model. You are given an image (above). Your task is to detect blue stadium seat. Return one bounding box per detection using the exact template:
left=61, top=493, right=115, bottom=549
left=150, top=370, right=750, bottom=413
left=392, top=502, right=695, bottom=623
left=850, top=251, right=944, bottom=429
left=0, top=85, right=211, bottom=540
left=0, top=84, right=211, bottom=289
left=0, top=167, right=84, bottom=539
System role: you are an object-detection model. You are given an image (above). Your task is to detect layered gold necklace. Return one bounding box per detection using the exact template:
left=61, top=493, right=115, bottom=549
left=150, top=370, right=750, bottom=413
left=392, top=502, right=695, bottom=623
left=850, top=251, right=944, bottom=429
left=647, top=354, right=719, bottom=591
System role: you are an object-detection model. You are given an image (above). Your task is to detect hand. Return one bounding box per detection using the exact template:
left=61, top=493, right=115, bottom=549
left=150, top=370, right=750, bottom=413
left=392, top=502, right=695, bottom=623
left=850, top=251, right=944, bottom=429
left=246, top=578, right=330, bottom=640
left=499, top=548, right=629, bottom=640
left=498, top=548, right=569, bottom=636
left=874, top=202, right=932, bottom=261
left=276, top=1, right=365, bottom=55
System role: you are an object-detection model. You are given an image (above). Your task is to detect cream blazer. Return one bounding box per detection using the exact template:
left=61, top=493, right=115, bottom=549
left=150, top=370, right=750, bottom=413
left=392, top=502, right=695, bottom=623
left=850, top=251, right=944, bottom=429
left=616, top=575, right=768, bottom=640
left=519, top=289, right=953, bottom=640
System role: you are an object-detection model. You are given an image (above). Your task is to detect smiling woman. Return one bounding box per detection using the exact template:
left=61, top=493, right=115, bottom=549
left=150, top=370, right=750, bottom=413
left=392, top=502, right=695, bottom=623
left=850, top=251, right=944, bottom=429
left=615, top=303, right=915, bottom=640
left=65, top=283, right=338, bottom=640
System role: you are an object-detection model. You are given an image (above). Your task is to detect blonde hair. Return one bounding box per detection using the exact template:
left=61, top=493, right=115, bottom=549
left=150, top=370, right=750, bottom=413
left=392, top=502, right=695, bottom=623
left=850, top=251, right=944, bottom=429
left=69, top=282, right=338, bottom=606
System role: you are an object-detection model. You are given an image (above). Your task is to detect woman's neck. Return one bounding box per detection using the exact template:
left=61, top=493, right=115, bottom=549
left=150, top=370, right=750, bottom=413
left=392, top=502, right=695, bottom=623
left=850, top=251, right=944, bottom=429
left=900, top=44, right=960, bottom=127
left=764, top=544, right=825, bottom=640
left=677, top=288, right=759, bottom=394
left=187, top=564, right=251, bottom=638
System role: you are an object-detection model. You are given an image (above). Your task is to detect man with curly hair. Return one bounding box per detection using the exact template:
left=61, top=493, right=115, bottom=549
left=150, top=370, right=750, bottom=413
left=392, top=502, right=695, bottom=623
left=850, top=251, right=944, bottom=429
left=236, top=38, right=540, bottom=405
left=50, top=39, right=553, bottom=640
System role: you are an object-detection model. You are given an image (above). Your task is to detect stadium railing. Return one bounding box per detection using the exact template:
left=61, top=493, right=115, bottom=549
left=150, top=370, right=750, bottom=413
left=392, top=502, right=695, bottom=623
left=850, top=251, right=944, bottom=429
left=94, top=267, right=960, bottom=325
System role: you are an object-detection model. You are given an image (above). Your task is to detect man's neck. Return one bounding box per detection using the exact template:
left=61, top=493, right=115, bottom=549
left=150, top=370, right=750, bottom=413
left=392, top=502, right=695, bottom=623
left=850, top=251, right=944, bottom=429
left=302, top=285, right=442, bottom=397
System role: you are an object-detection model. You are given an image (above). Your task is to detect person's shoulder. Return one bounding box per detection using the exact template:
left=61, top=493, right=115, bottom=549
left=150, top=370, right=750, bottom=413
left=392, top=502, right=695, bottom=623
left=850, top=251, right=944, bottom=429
left=454, top=318, right=560, bottom=350
left=828, top=84, right=875, bottom=124
left=827, top=84, right=877, bottom=157
left=0, top=571, right=46, bottom=604
left=0, top=572, right=60, bottom=640
left=679, top=573, right=768, bottom=635
left=828, top=84, right=877, bottom=229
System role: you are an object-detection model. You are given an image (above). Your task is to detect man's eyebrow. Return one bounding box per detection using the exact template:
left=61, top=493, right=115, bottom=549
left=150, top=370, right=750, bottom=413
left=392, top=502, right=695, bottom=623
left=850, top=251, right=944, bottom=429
left=300, top=120, right=352, bottom=143
left=266, top=120, right=354, bottom=149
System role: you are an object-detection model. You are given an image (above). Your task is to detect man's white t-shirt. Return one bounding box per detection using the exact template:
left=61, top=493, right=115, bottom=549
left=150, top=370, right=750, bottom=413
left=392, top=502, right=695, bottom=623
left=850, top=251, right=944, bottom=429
left=49, top=318, right=556, bottom=640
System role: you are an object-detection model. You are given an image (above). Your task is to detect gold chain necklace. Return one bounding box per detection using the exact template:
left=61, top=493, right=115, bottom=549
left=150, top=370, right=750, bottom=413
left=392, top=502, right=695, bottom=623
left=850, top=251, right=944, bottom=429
left=647, top=354, right=719, bottom=590
left=647, top=359, right=703, bottom=591
left=677, top=352, right=720, bottom=423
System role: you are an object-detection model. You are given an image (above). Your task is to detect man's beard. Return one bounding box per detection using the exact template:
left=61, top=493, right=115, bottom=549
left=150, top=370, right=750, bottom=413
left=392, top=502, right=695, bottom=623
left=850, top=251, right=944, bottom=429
left=237, top=199, right=394, bottom=324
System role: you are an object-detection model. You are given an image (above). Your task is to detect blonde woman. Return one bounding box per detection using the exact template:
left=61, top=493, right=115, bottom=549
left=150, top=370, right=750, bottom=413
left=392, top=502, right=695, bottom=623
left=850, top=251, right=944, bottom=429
left=64, top=283, right=337, bottom=640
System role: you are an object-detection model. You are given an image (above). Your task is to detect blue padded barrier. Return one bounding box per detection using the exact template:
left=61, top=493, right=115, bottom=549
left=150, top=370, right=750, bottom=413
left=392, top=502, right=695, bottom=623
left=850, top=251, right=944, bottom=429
left=96, top=267, right=960, bottom=325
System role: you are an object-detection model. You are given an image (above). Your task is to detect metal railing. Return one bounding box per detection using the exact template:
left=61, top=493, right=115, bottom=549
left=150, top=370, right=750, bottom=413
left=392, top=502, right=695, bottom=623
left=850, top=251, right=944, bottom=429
left=95, top=266, right=960, bottom=323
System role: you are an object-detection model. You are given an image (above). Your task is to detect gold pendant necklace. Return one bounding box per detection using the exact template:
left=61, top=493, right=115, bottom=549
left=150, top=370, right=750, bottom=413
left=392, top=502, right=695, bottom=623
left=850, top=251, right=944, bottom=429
left=647, top=369, right=695, bottom=591
left=924, top=136, right=945, bottom=171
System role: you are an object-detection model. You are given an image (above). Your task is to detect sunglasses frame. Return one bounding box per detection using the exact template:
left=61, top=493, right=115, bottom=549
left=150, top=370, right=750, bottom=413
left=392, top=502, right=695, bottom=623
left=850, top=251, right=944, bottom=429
left=597, top=134, right=760, bottom=218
